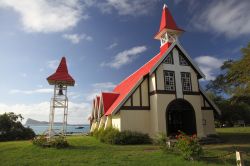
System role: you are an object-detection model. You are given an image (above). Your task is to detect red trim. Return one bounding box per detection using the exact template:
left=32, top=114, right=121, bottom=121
left=104, top=42, right=172, bottom=116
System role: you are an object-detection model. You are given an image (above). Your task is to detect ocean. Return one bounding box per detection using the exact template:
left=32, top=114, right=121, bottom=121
left=26, top=124, right=90, bottom=135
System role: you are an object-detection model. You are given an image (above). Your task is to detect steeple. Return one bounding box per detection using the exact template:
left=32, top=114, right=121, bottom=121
left=154, top=4, right=184, bottom=48
left=47, top=57, right=75, bottom=86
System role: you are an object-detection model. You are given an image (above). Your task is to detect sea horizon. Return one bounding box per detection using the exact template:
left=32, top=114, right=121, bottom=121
left=26, top=124, right=90, bottom=135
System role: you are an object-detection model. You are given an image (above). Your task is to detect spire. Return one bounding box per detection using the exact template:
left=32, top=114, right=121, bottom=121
left=47, top=57, right=75, bottom=86
left=154, top=4, right=184, bottom=40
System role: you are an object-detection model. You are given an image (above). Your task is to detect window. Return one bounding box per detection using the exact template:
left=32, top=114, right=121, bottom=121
left=179, top=53, right=189, bottom=66
left=181, top=72, right=192, bottom=92
left=164, top=71, right=175, bottom=91
left=163, top=52, right=173, bottom=64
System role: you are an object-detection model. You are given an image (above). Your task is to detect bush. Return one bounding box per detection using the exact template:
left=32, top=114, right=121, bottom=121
left=0, top=112, right=35, bottom=141
left=32, top=135, right=69, bottom=148
left=100, top=127, right=120, bottom=144
left=116, top=131, right=151, bottom=145
left=153, top=132, right=167, bottom=146
left=32, top=135, right=47, bottom=147
left=92, top=127, right=151, bottom=145
left=175, top=131, right=203, bottom=160
left=51, top=136, right=69, bottom=148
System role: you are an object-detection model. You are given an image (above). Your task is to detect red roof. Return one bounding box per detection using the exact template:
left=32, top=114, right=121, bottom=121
left=155, top=4, right=184, bottom=39
left=102, top=92, right=120, bottom=114
left=104, top=42, right=172, bottom=116
left=47, top=57, right=75, bottom=86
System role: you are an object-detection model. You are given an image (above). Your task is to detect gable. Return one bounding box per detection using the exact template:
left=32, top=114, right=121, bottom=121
left=200, top=89, right=221, bottom=115
left=150, top=41, right=205, bottom=79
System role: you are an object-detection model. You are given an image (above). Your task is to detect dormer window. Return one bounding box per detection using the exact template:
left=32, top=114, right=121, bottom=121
left=179, top=53, right=189, bottom=66
left=163, top=52, right=173, bottom=64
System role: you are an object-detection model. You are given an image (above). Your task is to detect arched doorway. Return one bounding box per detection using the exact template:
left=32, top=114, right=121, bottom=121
left=166, top=99, right=196, bottom=136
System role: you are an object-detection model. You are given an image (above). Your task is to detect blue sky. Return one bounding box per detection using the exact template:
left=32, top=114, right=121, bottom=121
left=0, top=0, right=249, bottom=124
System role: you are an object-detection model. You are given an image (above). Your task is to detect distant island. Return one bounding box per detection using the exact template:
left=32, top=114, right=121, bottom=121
left=25, top=118, right=85, bottom=126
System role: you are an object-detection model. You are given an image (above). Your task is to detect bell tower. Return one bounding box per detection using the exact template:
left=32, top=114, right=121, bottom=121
left=46, top=57, right=75, bottom=139
left=154, top=4, right=184, bottom=49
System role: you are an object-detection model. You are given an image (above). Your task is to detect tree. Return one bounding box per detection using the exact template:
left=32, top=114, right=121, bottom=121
left=0, top=112, right=35, bottom=141
left=207, top=42, right=250, bottom=104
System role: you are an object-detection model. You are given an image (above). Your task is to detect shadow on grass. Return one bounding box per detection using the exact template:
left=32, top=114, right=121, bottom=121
left=219, top=133, right=250, bottom=144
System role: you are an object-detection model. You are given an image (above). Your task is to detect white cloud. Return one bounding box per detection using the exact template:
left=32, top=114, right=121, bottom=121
left=107, top=42, right=118, bottom=49
left=9, top=88, right=53, bottom=95
left=191, top=0, right=250, bottom=38
left=97, top=0, right=157, bottom=16
left=0, top=0, right=87, bottom=33
left=195, top=56, right=225, bottom=80
left=62, top=33, right=93, bottom=44
left=47, top=60, right=59, bottom=70
left=101, top=45, right=147, bottom=69
left=0, top=101, right=91, bottom=124
left=85, top=82, right=116, bottom=101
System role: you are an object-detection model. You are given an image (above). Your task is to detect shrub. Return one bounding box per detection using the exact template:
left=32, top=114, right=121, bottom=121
left=32, top=135, right=47, bottom=147
left=0, top=112, right=35, bottom=141
left=100, top=127, right=120, bottom=144
left=51, top=136, right=69, bottom=148
left=92, top=127, right=151, bottom=145
left=32, top=135, right=69, bottom=148
left=153, top=132, right=167, bottom=146
left=174, top=131, right=203, bottom=160
left=116, top=131, right=151, bottom=145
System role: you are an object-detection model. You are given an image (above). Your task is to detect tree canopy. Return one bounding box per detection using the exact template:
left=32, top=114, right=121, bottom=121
left=0, top=112, right=35, bottom=141
left=207, top=42, right=250, bottom=104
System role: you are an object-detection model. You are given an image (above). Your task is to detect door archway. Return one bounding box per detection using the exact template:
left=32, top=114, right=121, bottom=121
left=166, top=99, right=196, bottom=136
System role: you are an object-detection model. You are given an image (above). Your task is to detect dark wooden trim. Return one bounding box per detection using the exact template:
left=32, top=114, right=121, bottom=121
left=147, top=76, right=151, bottom=108
left=149, top=90, right=176, bottom=96
left=120, top=106, right=150, bottom=110
left=183, top=91, right=200, bottom=95
left=155, top=71, right=158, bottom=90
left=203, top=95, right=206, bottom=107
left=130, top=95, right=133, bottom=106
left=139, top=85, right=142, bottom=106
left=201, top=107, right=213, bottom=110
left=201, top=93, right=217, bottom=113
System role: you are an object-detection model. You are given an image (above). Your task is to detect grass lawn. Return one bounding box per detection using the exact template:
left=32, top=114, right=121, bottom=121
left=0, top=127, right=249, bottom=166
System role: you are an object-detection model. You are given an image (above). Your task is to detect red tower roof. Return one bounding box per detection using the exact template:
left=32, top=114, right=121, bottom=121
left=155, top=4, right=184, bottom=39
left=47, top=57, right=75, bottom=86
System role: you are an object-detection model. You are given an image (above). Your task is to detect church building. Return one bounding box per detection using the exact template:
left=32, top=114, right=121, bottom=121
left=90, top=4, right=221, bottom=138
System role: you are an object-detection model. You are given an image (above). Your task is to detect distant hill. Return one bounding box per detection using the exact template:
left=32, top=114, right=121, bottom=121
left=25, top=118, right=85, bottom=126
left=25, top=118, right=63, bottom=126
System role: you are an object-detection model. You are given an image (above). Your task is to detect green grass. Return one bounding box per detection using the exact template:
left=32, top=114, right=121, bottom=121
left=0, top=127, right=250, bottom=166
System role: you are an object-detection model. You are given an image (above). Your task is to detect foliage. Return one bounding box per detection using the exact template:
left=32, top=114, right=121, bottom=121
left=51, top=136, right=69, bottom=148
left=153, top=132, right=167, bottom=146
left=92, top=127, right=151, bottom=145
left=32, top=135, right=69, bottom=148
left=175, top=131, right=203, bottom=160
left=216, top=100, right=250, bottom=126
left=32, top=135, right=47, bottom=147
left=207, top=42, right=250, bottom=104
left=115, top=130, right=151, bottom=145
left=0, top=112, right=35, bottom=141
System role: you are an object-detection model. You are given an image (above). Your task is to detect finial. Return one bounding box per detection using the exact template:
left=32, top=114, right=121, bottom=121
left=163, top=4, right=167, bottom=9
